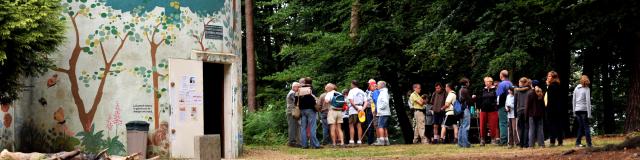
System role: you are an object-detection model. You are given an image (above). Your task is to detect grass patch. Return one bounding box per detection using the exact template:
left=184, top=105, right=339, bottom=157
left=243, top=136, right=626, bottom=159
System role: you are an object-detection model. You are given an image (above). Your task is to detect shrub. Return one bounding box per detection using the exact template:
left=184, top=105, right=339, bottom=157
left=243, top=104, right=287, bottom=145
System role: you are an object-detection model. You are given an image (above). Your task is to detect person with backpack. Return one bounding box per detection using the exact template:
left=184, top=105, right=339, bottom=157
left=440, top=83, right=458, bottom=144
left=323, top=83, right=345, bottom=147
left=478, top=77, right=499, bottom=146
left=410, top=84, right=428, bottom=144
left=497, top=70, right=513, bottom=146
left=573, top=75, right=592, bottom=148
left=296, top=78, right=320, bottom=149
left=286, top=82, right=301, bottom=147
left=373, top=81, right=391, bottom=146
left=457, top=78, right=472, bottom=148
left=430, top=83, right=447, bottom=144
left=348, top=80, right=367, bottom=145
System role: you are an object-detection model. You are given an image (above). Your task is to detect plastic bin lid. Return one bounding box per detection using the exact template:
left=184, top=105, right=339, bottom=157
left=126, top=121, right=150, bottom=131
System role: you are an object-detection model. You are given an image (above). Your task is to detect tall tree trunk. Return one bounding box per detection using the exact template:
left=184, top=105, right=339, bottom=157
left=581, top=48, right=595, bottom=77
left=349, top=0, right=361, bottom=41
left=601, top=54, right=615, bottom=134
left=245, top=0, right=257, bottom=112
left=552, top=24, right=572, bottom=136
left=150, top=42, right=160, bottom=129
left=624, top=32, right=640, bottom=133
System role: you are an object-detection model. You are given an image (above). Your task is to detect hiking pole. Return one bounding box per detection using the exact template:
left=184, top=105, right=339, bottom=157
left=360, top=118, right=374, bottom=143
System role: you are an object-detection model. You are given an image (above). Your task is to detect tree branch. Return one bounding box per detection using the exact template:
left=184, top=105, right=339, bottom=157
left=108, top=34, right=129, bottom=64
left=156, top=38, right=166, bottom=46
left=145, top=31, right=151, bottom=43
left=99, top=41, right=108, bottom=65
left=52, top=67, right=69, bottom=73
left=151, top=22, right=162, bottom=43
left=73, top=11, right=79, bottom=19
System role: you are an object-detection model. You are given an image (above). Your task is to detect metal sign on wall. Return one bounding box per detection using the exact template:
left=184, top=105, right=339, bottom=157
left=205, top=25, right=223, bottom=40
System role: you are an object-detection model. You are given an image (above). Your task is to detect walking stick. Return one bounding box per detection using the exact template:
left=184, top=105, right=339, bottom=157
left=360, top=116, right=374, bottom=143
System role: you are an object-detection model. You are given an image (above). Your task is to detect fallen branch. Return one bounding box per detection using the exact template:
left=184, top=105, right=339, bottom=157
left=48, top=149, right=81, bottom=160
left=94, top=148, right=109, bottom=160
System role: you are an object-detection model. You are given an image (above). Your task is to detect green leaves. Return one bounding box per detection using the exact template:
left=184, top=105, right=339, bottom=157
left=76, top=124, right=126, bottom=155
left=0, top=0, right=65, bottom=103
left=486, top=49, right=532, bottom=76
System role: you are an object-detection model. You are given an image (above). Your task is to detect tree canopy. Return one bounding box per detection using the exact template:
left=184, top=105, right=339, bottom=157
left=0, top=0, right=66, bottom=103
left=242, top=0, right=640, bottom=143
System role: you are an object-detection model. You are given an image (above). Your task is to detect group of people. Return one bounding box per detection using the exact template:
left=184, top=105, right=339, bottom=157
left=409, top=70, right=593, bottom=149
left=285, top=70, right=593, bottom=149
left=286, top=78, right=392, bottom=148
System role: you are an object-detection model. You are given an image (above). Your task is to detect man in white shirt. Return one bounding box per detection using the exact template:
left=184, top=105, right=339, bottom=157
left=347, top=80, right=367, bottom=145
left=440, top=83, right=458, bottom=143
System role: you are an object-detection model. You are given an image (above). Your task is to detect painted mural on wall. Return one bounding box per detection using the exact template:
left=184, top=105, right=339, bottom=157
left=0, top=103, right=15, bottom=150
left=18, top=0, right=242, bottom=157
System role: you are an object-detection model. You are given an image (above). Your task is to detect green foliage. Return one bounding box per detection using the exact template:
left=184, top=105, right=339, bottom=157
left=247, top=0, right=639, bottom=138
left=243, top=104, right=287, bottom=145
left=0, top=0, right=66, bottom=103
left=104, top=135, right=126, bottom=155
left=132, top=59, right=169, bottom=97
left=486, top=49, right=532, bottom=76
left=76, top=124, right=126, bottom=155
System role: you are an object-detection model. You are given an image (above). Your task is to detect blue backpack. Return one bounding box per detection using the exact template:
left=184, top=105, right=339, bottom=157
left=453, top=99, right=463, bottom=116
left=331, top=92, right=346, bottom=109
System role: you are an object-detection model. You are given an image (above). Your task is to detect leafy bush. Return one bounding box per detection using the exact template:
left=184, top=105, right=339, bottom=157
left=243, top=104, right=287, bottom=145
left=76, top=124, right=126, bottom=155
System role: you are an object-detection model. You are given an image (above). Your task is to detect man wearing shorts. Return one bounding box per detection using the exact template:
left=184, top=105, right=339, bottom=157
left=373, top=81, right=391, bottom=146
left=430, top=83, right=446, bottom=144
left=324, top=83, right=344, bottom=147
left=440, top=83, right=459, bottom=144
left=348, top=80, right=367, bottom=145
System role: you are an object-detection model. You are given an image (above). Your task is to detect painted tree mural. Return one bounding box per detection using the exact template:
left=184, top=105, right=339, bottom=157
left=105, top=0, right=225, bottom=129
left=189, top=15, right=221, bottom=51
left=54, top=0, right=137, bottom=132
left=139, top=9, right=179, bottom=129
left=21, top=0, right=240, bottom=156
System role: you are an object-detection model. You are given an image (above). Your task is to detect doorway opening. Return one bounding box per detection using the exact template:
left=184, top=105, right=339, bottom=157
left=203, top=62, right=224, bottom=157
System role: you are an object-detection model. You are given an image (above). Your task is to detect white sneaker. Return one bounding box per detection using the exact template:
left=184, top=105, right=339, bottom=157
left=373, top=140, right=384, bottom=146
left=357, top=140, right=362, bottom=145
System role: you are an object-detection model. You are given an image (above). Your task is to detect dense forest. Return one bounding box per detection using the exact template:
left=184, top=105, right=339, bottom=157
left=241, top=0, right=640, bottom=144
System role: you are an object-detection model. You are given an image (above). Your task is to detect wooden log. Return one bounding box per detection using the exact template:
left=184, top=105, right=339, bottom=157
left=47, top=149, right=81, bottom=160
left=0, top=149, right=47, bottom=159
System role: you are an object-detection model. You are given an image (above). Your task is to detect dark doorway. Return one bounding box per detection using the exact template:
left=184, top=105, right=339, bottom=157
left=203, top=62, right=224, bottom=157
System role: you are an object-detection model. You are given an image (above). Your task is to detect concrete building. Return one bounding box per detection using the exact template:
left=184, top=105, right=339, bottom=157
left=5, top=0, right=243, bottom=158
